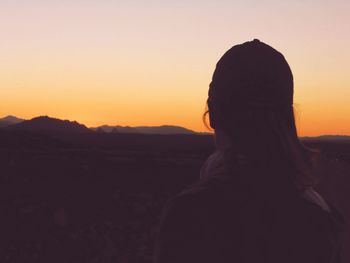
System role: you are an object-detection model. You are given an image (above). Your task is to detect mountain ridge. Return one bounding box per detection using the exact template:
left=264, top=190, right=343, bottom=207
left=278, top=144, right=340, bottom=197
left=0, top=115, right=25, bottom=127
left=5, top=116, right=91, bottom=134
left=1, top=115, right=350, bottom=138
left=91, top=124, right=196, bottom=135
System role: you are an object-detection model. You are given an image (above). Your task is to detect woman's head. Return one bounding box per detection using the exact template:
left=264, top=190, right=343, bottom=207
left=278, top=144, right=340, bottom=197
left=205, top=39, right=317, bottom=189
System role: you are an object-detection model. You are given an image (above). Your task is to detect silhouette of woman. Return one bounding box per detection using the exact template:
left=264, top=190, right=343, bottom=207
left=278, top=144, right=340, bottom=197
left=154, top=39, right=344, bottom=263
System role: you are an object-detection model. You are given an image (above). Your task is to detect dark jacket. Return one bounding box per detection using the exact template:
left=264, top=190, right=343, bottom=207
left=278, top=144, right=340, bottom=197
left=154, top=175, right=344, bottom=263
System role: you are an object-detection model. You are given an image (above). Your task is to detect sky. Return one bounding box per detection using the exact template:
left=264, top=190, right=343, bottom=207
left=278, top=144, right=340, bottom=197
left=1, top=0, right=349, bottom=136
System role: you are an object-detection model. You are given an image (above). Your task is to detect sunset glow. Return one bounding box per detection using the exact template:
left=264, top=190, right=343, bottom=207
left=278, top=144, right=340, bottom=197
left=1, top=1, right=349, bottom=136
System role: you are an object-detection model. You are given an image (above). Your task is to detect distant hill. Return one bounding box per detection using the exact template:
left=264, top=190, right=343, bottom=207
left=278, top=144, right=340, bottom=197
left=92, top=125, right=196, bottom=135
left=0, top=115, right=25, bottom=127
left=2, top=114, right=349, bottom=139
left=301, top=135, right=350, bottom=142
left=7, top=116, right=91, bottom=134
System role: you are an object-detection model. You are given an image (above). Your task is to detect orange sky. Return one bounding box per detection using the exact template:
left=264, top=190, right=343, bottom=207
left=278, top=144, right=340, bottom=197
left=1, top=1, right=349, bottom=136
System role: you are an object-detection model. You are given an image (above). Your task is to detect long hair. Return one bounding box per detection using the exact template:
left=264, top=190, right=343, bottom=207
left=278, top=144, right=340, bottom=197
left=205, top=40, right=319, bottom=190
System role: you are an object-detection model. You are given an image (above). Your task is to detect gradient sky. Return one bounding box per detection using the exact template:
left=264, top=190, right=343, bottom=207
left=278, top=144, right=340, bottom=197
left=1, top=0, right=349, bottom=135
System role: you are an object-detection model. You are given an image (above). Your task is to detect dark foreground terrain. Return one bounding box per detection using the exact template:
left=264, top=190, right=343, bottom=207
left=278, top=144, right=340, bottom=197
left=0, top=130, right=349, bottom=263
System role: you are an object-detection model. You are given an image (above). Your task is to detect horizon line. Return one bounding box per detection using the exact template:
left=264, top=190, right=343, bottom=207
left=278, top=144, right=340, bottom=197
left=2, top=114, right=350, bottom=137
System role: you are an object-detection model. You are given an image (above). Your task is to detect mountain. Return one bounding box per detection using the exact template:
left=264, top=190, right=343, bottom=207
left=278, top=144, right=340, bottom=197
left=7, top=116, right=91, bottom=134
left=3, top=115, right=348, bottom=139
left=92, top=125, right=196, bottom=135
left=301, top=135, right=350, bottom=142
left=0, top=115, right=25, bottom=127
left=136, top=125, right=195, bottom=134
left=93, top=125, right=138, bottom=133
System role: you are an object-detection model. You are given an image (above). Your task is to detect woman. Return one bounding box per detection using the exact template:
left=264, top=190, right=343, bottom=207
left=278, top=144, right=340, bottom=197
left=154, top=39, right=344, bottom=263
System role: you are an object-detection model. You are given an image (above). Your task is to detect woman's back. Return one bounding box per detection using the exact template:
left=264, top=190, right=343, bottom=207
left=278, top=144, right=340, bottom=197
left=155, top=170, right=344, bottom=263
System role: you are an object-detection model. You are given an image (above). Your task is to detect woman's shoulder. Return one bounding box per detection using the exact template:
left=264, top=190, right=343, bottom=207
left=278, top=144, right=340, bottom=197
left=300, top=188, right=331, bottom=212
left=161, top=176, right=237, bottom=220
left=174, top=175, right=241, bottom=205
left=297, top=188, right=345, bottom=231
left=164, top=179, right=219, bottom=214
left=266, top=188, right=345, bottom=263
